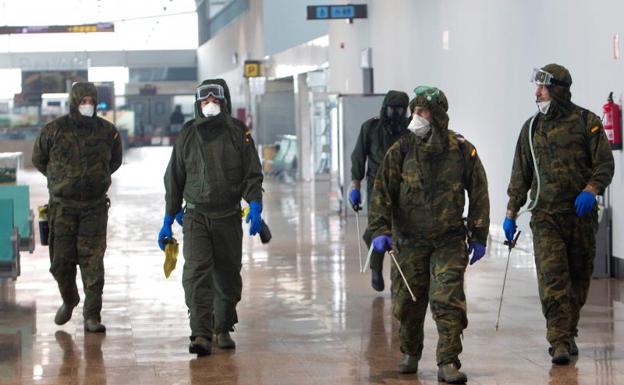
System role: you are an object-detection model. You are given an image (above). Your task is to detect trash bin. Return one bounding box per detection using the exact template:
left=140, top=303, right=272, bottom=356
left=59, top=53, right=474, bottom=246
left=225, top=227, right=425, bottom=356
left=0, top=152, right=23, bottom=185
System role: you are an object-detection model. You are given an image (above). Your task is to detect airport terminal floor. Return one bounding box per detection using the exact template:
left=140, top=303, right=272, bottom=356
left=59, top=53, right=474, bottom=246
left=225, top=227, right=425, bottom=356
left=1, top=146, right=623, bottom=385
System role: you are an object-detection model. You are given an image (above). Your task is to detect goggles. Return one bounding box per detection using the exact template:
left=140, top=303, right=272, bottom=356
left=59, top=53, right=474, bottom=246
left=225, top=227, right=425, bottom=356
left=413, top=86, right=441, bottom=105
left=530, top=68, right=570, bottom=87
left=196, top=83, right=225, bottom=101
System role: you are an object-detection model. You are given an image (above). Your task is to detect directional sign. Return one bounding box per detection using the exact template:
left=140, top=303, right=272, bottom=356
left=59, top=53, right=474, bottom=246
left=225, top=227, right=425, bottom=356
left=307, top=4, right=367, bottom=20
left=0, top=23, right=115, bottom=35
left=244, top=61, right=262, bottom=78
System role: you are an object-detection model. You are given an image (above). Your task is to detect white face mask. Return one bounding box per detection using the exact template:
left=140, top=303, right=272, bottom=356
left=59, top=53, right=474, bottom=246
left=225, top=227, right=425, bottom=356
left=407, top=115, right=430, bottom=131
left=78, top=104, right=94, bottom=117
left=202, top=102, right=221, bottom=117
left=537, top=100, right=551, bottom=114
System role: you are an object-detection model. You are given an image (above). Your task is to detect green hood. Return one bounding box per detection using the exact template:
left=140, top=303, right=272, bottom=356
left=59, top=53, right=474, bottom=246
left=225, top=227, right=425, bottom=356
left=69, top=82, right=98, bottom=117
left=541, top=63, right=574, bottom=115
left=193, top=78, right=233, bottom=119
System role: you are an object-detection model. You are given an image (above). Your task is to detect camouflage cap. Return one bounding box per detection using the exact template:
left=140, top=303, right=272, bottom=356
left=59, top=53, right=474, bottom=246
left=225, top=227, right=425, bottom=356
left=541, top=63, right=572, bottom=88
left=540, top=63, right=573, bottom=112
left=410, top=86, right=450, bottom=130
left=69, top=82, right=98, bottom=114
left=411, top=86, right=449, bottom=112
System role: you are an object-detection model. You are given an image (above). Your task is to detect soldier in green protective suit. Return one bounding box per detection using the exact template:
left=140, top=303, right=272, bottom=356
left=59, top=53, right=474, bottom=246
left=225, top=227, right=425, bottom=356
left=32, top=82, right=123, bottom=333
left=349, top=90, right=410, bottom=291
left=369, top=86, right=489, bottom=384
left=160, top=79, right=264, bottom=356
left=503, top=64, right=614, bottom=365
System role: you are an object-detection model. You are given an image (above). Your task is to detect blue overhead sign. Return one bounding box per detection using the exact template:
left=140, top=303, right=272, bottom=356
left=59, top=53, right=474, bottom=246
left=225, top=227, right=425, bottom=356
left=307, top=4, right=367, bottom=20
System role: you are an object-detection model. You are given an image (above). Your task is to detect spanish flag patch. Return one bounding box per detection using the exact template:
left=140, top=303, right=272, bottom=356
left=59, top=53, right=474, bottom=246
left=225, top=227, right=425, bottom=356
left=471, top=148, right=477, bottom=157
left=591, top=126, right=600, bottom=134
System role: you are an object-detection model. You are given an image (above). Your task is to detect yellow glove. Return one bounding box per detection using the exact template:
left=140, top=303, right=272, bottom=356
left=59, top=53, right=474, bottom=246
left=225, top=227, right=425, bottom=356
left=38, top=204, right=48, bottom=221
left=163, top=238, right=179, bottom=278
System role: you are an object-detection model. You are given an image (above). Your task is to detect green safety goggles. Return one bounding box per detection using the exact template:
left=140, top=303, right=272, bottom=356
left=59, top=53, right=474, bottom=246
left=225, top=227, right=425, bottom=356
left=413, top=86, right=441, bottom=105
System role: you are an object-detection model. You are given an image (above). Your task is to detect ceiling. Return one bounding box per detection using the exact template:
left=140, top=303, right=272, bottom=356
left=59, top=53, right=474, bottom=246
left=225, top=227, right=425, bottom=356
left=0, top=0, right=197, bottom=26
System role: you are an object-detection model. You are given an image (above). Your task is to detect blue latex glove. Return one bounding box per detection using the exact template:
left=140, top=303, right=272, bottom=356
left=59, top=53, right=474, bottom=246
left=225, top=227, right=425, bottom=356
left=175, top=210, right=184, bottom=226
left=349, top=188, right=361, bottom=211
left=246, top=201, right=263, bottom=236
left=372, top=235, right=392, bottom=253
left=467, top=242, right=486, bottom=265
left=575, top=191, right=596, bottom=217
left=158, top=214, right=175, bottom=251
left=503, top=217, right=516, bottom=242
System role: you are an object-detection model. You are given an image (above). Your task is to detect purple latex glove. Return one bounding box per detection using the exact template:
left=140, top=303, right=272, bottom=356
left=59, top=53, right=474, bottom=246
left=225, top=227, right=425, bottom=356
left=574, top=191, right=596, bottom=217
left=467, top=242, right=486, bottom=265
left=372, top=235, right=392, bottom=253
left=158, top=214, right=175, bottom=251
left=349, top=188, right=361, bottom=211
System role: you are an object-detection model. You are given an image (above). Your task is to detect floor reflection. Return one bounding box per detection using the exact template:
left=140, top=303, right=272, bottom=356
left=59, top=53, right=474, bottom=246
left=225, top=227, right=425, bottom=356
left=3, top=147, right=624, bottom=385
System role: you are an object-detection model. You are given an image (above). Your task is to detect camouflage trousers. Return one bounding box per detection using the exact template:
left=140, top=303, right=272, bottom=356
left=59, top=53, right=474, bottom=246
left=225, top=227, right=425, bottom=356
left=48, top=199, right=109, bottom=321
left=392, top=233, right=468, bottom=366
left=530, top=210, right=598, bottom=349
left=182, top=210, right=243, bottom=339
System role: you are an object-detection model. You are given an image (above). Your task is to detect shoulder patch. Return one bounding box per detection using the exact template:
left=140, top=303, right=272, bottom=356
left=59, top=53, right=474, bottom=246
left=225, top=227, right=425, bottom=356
left=470, top=148, right=477, bottom=158
left=244, top=130, right=253, bottom=144
left=590, top=125, right=600, bottom=134
left=455, top=133, right=466, bottom=143
left=113, top=131, right=119, bottom=140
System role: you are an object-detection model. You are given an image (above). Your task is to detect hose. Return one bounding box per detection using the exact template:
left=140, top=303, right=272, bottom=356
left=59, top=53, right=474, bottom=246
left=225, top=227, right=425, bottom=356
left=516, top=112, right=541, bottom=218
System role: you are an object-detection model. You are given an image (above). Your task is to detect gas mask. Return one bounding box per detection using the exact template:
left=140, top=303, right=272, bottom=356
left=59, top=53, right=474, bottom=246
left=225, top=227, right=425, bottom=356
left=386, top=106, right=406, bottom=124
left=202, top=102, right=221, bottom=117
left=78, top=104, right=94, bottom=117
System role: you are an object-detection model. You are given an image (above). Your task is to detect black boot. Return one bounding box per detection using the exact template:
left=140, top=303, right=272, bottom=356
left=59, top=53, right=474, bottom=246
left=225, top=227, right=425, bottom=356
left=189, top=336, right=212, bottom=356
left=398, top=354, right=418, bottom=374
left=437, top=362, right=467, bottom=384
left=84, top=319, right=106, bottom=333
left=371, top=268, right=384, bottom=292
left=550, top=345, right=570, bottom=365
left=569, top=337, right=579, bottom=356
left=54, top=298, right=79, bottom=325
left=216, top=331, right=236, bottom=349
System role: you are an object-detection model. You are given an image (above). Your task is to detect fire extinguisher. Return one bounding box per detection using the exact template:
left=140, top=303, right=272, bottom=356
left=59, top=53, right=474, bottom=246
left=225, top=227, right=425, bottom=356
left=603, top=91, right=622, bottom=150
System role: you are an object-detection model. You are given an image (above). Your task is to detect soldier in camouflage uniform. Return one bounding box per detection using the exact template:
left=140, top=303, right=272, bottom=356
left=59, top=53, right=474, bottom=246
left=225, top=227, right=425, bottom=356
left=504, top=64, right=614, bottom=365
left=160, top=79, right=264, bottom=356
left=32, top=82, right=123, bottom=333
left=369, top=86, right=489, bottom=384
left=350, top=90, right=410, bottom=291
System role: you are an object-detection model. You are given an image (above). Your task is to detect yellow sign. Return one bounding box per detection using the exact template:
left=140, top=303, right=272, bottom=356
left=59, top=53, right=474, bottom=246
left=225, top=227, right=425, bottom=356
left=244, top=61, right=262, bottom=78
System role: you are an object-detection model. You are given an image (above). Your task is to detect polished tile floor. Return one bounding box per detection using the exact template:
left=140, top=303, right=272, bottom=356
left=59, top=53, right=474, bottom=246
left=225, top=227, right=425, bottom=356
left=1, top=146, right=623, bottom=385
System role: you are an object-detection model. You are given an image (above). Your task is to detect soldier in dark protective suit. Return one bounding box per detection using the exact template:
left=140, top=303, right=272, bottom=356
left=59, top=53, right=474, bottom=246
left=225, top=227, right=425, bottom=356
left=350, top=90, right=410, bottom=291
left=160, top=79, right=264, bottom=356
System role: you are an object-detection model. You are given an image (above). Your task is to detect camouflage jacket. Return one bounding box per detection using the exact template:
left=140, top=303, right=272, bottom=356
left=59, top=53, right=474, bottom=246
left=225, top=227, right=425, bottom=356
left=32, top=115, right=123, bottom=202
left=369, top=130, right=490, bottom=244
left=506, top=106, right=614, bottom=215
